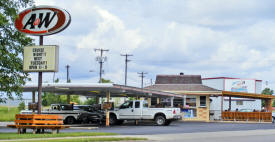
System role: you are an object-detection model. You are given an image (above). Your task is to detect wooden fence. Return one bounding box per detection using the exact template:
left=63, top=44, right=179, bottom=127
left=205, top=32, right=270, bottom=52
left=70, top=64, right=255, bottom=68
left=222, top=112, right=272, bottom=122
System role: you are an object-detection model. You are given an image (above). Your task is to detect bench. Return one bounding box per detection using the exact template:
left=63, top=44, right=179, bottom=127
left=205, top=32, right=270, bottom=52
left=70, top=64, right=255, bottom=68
left=7, top=114, right=69, bottom=134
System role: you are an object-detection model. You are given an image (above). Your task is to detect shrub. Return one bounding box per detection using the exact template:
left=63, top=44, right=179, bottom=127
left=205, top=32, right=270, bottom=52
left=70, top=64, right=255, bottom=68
left=17, top=102, right=25, bottom=111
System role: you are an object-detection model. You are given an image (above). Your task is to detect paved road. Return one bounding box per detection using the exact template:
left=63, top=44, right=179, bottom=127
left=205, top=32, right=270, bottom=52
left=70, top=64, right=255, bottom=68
left=1, top=129, right=275, bottom=142
left=64, top=121, right=275, bottom=135
left=140, top=129, right=275, bottom=142
left=1, top=121, right=275, bottom=135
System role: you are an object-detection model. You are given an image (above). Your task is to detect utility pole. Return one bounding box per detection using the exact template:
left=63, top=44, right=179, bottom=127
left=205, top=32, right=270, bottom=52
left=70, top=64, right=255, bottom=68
left=65, top=65, right=70, bottom=83
left=65, top=65, right=70, bottom=104
left=121, top=54, right=133, bottom=86
left=94, top=48, right=109, bottom=83
left=138, top=72, right=147, bottom=88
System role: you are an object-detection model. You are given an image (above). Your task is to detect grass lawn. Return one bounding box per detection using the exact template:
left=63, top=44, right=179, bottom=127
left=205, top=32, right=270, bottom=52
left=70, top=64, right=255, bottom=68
left=10, top=137, right=147, bottom=142
left=0, top=132, right=117, bottom=140
left=0, top=106, right=19, bottom=121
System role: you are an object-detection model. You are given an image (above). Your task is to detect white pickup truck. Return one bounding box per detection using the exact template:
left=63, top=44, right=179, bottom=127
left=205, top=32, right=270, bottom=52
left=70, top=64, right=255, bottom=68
left=109, top=100, right=182, bottom=126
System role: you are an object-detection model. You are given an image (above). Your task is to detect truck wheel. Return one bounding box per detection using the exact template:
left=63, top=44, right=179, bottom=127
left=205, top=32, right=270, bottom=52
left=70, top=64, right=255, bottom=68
left=65, top=116, right=76, bottom=125
left=165, top=120, right=171, bottom=126
left=117, top=120, right=124, bottom=125
left=155, top=115, right=166, bottom=126
left=109, top=114, right=118, bottom=125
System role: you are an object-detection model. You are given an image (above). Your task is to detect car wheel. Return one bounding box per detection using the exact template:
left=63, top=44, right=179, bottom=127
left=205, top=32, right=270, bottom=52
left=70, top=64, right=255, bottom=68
left=155, top=115, right=166, bottom=126
left=109, top=114, right=117, bottom=125
left=117, top=120, right=124, bottom=125
left=65, top=116, right=76, bottom=125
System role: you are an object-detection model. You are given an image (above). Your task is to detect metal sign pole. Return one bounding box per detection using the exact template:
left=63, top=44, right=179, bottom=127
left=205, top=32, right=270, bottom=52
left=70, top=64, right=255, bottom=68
left=37, top=35, right=43, bottom=114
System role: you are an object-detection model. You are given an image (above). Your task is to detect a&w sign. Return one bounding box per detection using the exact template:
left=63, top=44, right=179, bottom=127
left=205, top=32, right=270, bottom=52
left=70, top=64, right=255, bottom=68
left=15, top=6, right=71, bottom=36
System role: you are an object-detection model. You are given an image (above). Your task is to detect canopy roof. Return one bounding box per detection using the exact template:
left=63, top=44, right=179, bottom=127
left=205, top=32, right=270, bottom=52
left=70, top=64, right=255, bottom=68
left=23, top=83, right=184, bottom=98
left=222, top=91, right=275, bottom=99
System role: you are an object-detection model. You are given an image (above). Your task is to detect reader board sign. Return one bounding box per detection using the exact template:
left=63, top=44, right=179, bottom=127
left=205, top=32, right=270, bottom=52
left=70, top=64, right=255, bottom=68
left=23, top=45, right=59, bottom=72
left=15, top=6, right=71, bottom=36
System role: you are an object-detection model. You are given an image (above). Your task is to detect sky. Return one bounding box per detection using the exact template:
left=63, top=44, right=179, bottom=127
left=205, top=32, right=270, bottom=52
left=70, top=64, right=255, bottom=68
left=23, top=0, right=275, bottom=96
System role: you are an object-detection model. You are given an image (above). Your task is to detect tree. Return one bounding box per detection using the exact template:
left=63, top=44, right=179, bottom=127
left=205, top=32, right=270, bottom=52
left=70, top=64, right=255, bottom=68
left=99, top=78, right=112, bottom=83
left=261, top=88, right=274, bottom=95
left=17, top=101, right=25, bottom=111
left=42, top=78, right=81, bottom=106
left=0, top=0, right=33, bottom=102
left=83, top=98, right=96, bottom=105
left=261, top=88, right=274, bottom=107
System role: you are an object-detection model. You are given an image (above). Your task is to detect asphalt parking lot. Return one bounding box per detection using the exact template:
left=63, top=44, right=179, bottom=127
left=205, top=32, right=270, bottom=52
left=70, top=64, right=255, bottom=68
left=72, top=121, right=275, bottom=135
left=1, top=121, right=274, bottom=135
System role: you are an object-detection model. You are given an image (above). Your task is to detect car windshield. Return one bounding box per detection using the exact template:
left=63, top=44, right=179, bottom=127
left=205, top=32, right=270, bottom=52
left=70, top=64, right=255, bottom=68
left=120, top=101, right=133, bottom=109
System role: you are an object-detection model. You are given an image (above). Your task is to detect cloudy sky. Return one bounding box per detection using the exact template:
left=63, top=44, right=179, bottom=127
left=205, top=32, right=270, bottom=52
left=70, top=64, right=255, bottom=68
left=26, top=0, right=275, bottom=92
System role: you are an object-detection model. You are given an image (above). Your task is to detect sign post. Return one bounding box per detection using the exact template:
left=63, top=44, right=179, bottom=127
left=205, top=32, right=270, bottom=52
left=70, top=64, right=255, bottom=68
left=38, top=36, right=43, bottom=114
left=15, top=6, right=71, bottom=114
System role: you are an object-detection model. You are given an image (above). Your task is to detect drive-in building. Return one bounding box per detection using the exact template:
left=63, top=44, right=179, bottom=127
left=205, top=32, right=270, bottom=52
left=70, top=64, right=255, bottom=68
left=145, top=73, right=220, bottom=122
left=202, top=77, right=262, bottom=120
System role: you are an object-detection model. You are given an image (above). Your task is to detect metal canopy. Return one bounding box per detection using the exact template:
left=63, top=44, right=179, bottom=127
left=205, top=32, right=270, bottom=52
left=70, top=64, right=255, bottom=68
left=23, top=83, right=184, bottom=98
left=222, top=91, right=275, bottom=99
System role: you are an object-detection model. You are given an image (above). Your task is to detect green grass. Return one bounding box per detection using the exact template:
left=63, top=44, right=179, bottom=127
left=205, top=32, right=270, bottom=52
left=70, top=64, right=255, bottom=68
left=0, top=106, right=19, bottom=121
left=10, top=137, right=147, bottom=142
left=0, top=132, right=117, bottom=140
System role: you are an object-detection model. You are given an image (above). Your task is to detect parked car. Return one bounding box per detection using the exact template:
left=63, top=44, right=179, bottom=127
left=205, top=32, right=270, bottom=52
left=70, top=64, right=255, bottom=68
left=21, top=104, right=97, bottom=124
left=77, top=104, right=106, bottom=124
left=109, top=100, right=182, bottom=126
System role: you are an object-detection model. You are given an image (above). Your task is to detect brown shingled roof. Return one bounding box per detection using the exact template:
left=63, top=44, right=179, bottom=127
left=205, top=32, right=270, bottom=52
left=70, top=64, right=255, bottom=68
left=155, top=75, right=202, bottom=84
left=145, top=84, right=220, bottom=92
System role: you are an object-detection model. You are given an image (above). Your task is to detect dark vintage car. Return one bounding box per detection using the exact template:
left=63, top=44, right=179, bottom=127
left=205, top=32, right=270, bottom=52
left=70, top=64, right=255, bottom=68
left=76, top=104, right=106, bottom=124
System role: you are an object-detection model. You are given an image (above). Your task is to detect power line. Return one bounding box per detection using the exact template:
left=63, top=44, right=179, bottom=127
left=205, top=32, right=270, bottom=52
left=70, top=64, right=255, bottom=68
left=121, top=54, right=133, bottom=86
left=94, top=48, right=109, bottom=83
left=138, top=72, right=147, bottom=88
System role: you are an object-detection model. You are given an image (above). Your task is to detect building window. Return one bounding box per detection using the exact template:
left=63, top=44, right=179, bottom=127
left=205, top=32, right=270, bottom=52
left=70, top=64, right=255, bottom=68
left=236, top=100, right=243, bottom=105
left=186, top=97, right=196, bottom=108
left=200, top=96, right=206, bottom=107
left=135, top=102, right=140, bottom=108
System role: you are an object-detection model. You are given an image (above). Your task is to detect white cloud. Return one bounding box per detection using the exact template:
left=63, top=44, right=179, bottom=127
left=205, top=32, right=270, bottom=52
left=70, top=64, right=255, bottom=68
left=25, top=0, right=275, bottom=93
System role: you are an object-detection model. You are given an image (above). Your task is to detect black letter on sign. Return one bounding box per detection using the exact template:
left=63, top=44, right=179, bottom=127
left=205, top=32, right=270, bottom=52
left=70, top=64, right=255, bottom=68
left=38, top=12, right=57, bottom=28
left=23, top=14, right=36, bottom=29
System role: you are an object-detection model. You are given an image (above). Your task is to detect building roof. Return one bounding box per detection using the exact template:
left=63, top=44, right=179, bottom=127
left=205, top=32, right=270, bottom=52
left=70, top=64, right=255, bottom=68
left=202, top=77, right=262, bottom=82
left=145, top=84, right=220, bottom=94
left=155, top=75, right=202, bottom=84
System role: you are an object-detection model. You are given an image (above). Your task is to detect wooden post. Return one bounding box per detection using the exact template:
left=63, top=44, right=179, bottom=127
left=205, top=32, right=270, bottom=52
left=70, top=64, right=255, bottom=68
left=183, top=95, right=186, bottom=107
left=157, top=98, right=160, bottom=104
left=170, top=97, right=174, bottom=107
left=265, top=99, right=272, bottom=112
left=32, top=91, right=35, bottom=114
left=106, top=91, right=110, bottom=126
left=17, top=128, right=21, bottom=134
left=221, top=94, right=224, bottom=120
left=147, top=97, right=151, bottom=107
left=229, top=97, right=231, bottom=111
